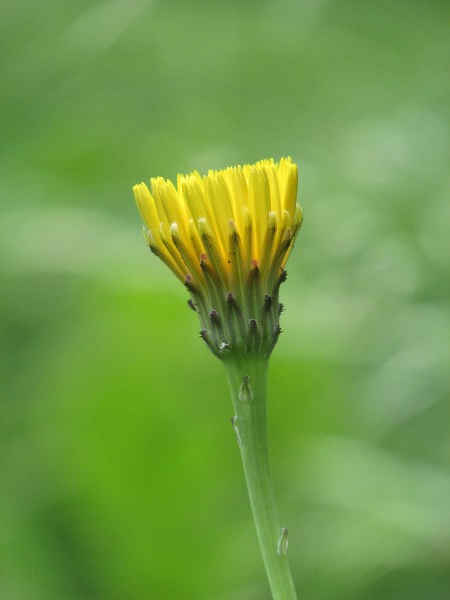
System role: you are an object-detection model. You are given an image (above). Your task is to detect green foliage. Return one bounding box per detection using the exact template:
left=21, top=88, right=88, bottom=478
left=1, top=0, right=449, bottom=598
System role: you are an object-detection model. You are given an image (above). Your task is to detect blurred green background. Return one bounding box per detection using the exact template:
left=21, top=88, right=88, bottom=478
left=1, top=0, right=449, bottom=599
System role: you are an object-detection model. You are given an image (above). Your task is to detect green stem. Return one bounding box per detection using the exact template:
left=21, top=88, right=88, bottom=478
left=224, top=355, right=298, bottom=600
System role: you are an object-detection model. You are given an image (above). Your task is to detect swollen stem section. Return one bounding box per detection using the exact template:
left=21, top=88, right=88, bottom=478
left=224, top=356, right=298, bottom=600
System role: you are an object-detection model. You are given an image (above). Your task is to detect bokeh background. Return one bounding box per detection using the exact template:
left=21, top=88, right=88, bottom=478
left=1, top=0, right=449, bottom=599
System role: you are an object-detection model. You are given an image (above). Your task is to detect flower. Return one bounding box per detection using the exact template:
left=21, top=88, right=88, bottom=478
left=133, top=157, right=302, bottom=358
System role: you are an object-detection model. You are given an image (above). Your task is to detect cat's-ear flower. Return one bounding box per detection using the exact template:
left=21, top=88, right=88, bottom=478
left=133, top=157, right=302, bottom=358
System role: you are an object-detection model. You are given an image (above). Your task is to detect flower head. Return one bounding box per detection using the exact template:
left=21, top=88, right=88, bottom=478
left=134, top=157, right=302, bottom=358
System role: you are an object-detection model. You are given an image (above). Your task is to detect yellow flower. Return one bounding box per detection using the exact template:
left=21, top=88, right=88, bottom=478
left=133, top=157, right=302, bottom=358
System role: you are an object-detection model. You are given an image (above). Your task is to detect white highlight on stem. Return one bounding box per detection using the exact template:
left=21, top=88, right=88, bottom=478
left=230, top=416, right=241, bottom=446
left=277, top=527, right=289, bottom=556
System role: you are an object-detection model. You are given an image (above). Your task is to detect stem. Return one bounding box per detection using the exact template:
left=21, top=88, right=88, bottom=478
left=224, top=355, right=298, bottom=600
